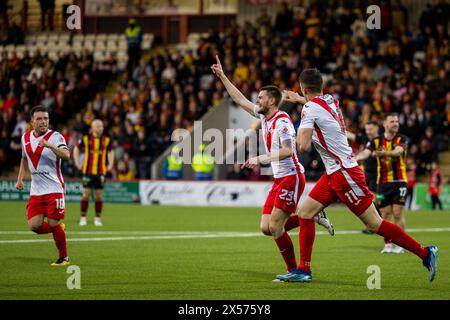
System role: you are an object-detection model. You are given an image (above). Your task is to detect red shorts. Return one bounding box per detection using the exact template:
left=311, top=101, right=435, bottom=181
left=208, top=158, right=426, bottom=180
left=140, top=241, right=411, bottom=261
left=309, top=166, right=374, bottom=216
left=263, top=173, right=306, bottom=214
left=27, top=193, right=65, bottom=220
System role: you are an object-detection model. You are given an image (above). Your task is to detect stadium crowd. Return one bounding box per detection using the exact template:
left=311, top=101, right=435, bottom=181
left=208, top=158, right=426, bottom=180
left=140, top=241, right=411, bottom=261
left=0, top=48, right=118, bottom=175
left=0, top=0, right=449, bottom=182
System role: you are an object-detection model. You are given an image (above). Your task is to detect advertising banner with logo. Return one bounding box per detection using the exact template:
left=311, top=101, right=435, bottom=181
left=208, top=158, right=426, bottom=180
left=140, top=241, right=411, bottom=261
left=139, top=181, right=316, bottom=207
left=0, top=179, right=139, bottom=203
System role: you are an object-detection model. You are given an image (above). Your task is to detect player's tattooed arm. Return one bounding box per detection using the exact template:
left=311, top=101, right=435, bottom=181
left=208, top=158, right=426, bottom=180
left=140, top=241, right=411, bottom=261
left=211, top=55, right=255, bottom=116
left=297, top=128, right=313, bottom=152
left=16, top=156, right=28, bottom=191
left=282, top=90, right=307, bottom=105
left=38, top=139, right=70, bottom=160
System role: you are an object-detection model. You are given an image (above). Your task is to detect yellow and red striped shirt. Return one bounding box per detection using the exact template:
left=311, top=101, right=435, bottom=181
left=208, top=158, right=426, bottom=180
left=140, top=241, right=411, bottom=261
left=368, top=134, right=408, bottom=184
left=78, top=134, right=111, bottom=176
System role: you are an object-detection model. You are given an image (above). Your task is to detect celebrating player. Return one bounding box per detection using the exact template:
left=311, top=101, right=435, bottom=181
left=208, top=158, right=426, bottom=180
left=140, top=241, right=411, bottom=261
left=211, top=56, right=334, bottom=280
left=356, top=113, right=410, bottom=253
left=279, top=68, right=438, bottom=283
left=73, top=119, right=114, bottom=227
left=15, top=105, right=70, bottom=266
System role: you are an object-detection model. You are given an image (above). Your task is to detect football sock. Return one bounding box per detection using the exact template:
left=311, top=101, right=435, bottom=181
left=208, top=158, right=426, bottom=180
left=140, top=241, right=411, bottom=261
left=298, top=218, right=315, bottom=273
left=81, top=200, right=88, bottom=215
left=51, top=224, right=67, bottom=259
left=284, top=215, right=300, bottom=231
left=274, top=232, right=297, bottom=272
left=377, top=220, right=428, bottom=260
left=35, top=222, right=51, bottom=234
left=95, top=201, right=103, bottom=217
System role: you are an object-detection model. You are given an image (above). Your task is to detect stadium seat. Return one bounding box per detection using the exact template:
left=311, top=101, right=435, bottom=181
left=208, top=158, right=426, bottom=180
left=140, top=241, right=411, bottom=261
left=106, top=40, right=118, bottom=51
left=83, top=40, right=95, bottom=51
left=95, top=40, right=106, bottom=51
left=96, top=34, right=107, bottom=42
left=94, top=51, right=105, bottom=62
left=107, top=34, right=120, bottom=42
left=59, top=33, right=70, bottom=45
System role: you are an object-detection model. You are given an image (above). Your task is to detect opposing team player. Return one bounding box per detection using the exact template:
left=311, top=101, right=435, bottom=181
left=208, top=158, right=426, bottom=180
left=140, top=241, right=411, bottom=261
left=15, top=106, right=70, bottom=266
left=211, top=56, right=334, bottom=280
left=356, top=113, right=410, bottom=253
left=279, top=68, right=438, bottom=283
left=73, top=119, right=114, bottom=227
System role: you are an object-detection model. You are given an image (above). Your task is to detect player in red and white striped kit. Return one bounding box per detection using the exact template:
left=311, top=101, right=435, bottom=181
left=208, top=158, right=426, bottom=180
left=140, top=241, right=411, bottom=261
left=278, top=68, right=438, bottom=283
left=16, top=105, right=70, bottom=266
left=211, top=56, right=334, bottom=280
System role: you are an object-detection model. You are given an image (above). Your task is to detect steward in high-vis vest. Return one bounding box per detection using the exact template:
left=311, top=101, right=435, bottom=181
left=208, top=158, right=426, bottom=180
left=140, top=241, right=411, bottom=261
left=125, top=18, right=142, bottom=74
left=162, top=146, right=183, bottom=180
left=191, top=144, right=215, bottom=181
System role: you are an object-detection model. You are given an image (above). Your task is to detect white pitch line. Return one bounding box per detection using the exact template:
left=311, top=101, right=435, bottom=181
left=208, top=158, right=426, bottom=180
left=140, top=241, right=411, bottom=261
left=0, top=231, right=223, bottom=235
left=0, top=227, right=449, bottom=244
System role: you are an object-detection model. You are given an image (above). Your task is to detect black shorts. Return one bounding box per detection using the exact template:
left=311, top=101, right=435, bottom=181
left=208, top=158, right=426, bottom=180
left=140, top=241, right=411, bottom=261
left=82, top=175, right=106, bottom=190
left=376, top=182, right=407, bottom=208
left=365, top=172, right=377, bottom=193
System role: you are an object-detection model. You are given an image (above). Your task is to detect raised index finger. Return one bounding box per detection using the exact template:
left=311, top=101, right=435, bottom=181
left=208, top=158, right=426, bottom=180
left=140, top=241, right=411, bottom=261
left=215, top=55, right=221, bottom=65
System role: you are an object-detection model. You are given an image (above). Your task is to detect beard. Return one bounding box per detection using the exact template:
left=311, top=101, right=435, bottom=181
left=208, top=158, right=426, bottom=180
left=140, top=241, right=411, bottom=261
left=257, top=104, right=269, bottom=115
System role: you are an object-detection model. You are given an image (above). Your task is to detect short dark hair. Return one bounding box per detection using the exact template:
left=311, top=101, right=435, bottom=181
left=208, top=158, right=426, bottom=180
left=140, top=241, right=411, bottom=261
left=299, top=68, right=323, bottom=93
left=260, top=85, right=282, bottom=107
left=383, top=112, right=399, bottom=120
left=30, top=105, right=49, bottom=118
left=365, top=120, right=378, bottom=126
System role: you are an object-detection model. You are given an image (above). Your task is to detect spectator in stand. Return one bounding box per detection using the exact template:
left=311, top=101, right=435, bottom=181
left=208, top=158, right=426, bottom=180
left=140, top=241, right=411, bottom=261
left=125, top=18, right=143, bottom=75
left=38, top=0, right=55, bottom=31
left=275, top=2, right=293, bottom=39
left=0, top=0, right=9, bottom=30
left=117, top=160, right=135, bottom=181
left=428, top=162, right=443, bottom=211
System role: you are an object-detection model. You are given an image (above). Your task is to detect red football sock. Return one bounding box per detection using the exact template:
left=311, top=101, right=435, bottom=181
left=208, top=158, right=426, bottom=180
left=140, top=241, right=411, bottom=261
left=81, top=200, right=89, bottom=214
left=95, top=201, right=103, bottom=217
left=298, top=218, right=315, bottom=273
left=377, top=220, right=428, bottom=259
left=274, top=232, right=297, bottom=272
left=35, top=222, right=51, bottom=234
left=384, top=238, right=392, bottom=244
left=284, top=215, right=300, bottom=231
left=51, top=224, right=67, bottom=259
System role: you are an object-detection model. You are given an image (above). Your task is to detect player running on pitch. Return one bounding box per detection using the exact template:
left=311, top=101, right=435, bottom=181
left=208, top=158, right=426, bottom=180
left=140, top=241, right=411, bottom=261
left=16, top=105, right=70, bottom=266
left=211, top=56, right=334, bottom=280
left=278, top=68, right=438, bottom=283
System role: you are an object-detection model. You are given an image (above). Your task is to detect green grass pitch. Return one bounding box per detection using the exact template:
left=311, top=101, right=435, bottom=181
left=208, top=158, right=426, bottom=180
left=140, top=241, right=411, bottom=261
left=0, top=201, right=449, bottom=300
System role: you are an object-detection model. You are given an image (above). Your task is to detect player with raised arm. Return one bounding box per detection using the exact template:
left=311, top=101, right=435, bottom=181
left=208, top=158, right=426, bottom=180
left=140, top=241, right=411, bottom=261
left=15, top=105, right=70, bottom=266
left=211, top=56, right=334, bottom=280
left=278, top=68, right=438, bottom=283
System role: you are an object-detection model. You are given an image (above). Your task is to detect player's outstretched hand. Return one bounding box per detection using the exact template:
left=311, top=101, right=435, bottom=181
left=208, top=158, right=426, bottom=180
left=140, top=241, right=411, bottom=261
left=211, top=55, right=224, bottom=78
left=16, top=180, right=24, bottom=191
left=283, top=90, right=307, bottom=104
left=241, top=156, right=260, bottom=170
